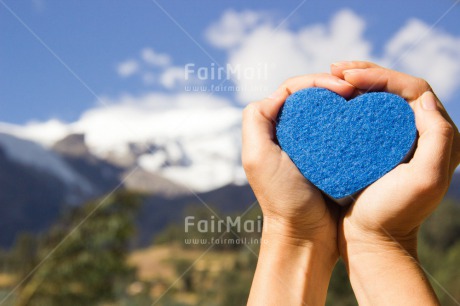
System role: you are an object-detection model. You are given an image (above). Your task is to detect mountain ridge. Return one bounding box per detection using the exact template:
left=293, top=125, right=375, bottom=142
left=0, top=129, right=458, bottom=248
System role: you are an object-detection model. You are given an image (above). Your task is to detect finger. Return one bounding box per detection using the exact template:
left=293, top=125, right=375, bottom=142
left=341, top=67, right=431, bottom=101
left=409, top=91, right=454, bottom=183
left=275, top=73, right=356, bottom=100
left=242, top=74, right=355, bottom=160
left=251, top=73, right=356, bottom=125
left=330, top=61, right=381, bottom=78
left=338, top=67, right=460, bottom=172
left=242, top=97, right=282, bottom=162
left=334, top=63, right=453, bottom=120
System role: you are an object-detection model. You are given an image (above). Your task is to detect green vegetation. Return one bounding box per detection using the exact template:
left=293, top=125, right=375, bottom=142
left=151, top=200, right=460, bottom=306
left=0, top=191, right=147, bottom=306
left=0, top=196, right=459, bottom=305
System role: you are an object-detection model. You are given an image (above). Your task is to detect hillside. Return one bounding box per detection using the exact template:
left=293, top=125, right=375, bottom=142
left=0, top=128, right=458, bottom=249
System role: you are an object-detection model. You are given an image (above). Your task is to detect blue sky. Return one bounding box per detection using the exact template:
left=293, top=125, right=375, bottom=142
left=1, top=0, right=459, bottom=125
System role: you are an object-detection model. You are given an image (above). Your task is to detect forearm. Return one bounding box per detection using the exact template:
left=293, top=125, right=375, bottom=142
left=248, top=231, right=337, bottom=306
left=343, top=238, right=439, bottom=306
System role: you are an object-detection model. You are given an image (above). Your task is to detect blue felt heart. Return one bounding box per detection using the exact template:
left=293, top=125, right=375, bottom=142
left=276, top=87, right=417, bottom=204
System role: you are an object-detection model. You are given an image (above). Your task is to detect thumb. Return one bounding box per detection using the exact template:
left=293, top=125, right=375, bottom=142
left=409, top=91, right=454, bottom=182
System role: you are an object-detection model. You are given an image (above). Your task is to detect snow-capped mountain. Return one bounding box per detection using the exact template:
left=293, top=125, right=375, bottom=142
left=0, top=92, right=247, bottom=195
left=0, top=93, right=250, bottom=247
left=0, top=132, right=94, bottom=204
left=2, top=90, right=458, bottom=249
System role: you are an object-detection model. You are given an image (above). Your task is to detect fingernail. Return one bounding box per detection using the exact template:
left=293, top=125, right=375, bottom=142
left=422, top=92, right=438, bottom=111
left=343, top=69, right=362, bottom=75
left=332, top=61, right=352, bottom=67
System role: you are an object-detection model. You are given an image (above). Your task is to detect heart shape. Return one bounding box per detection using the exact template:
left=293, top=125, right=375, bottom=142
left=276, top=87, right=417, bottom=204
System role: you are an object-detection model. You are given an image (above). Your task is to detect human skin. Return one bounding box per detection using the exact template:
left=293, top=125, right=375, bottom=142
left=243, top=74, right=354, bottom=305
left=244, top=62, right=460, bottom=305
left=330, top=61, right=460, bottom=305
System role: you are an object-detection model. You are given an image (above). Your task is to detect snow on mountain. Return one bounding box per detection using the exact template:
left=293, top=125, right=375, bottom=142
left=0, top=92, right=247, bottom=193
left=72, top=92, right=246, bottom=192
left=0, top=120, right=70, bottom=147
left=0, top=132, right=93, bottom=199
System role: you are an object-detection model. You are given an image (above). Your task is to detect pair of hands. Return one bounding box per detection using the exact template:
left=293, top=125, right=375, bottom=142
left=244, top=61, right=460, bottom=305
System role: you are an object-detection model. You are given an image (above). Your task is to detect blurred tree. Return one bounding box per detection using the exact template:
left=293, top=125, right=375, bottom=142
left=154, top=204, right=263, bottom=252
left=173, top=259, right=195, bottom=293
left=219, top=249, right=256, bottom=306
left=0, top=233, right=36, bottom=275
left=15, top=191, right=140, bottom=306
left=419, top=200, right=460, bottom=305
left=326, top=260, right=357, bottom=306
left=421, top=200, right=460, bottom=250
left=126, top=198, right=460, bottom=305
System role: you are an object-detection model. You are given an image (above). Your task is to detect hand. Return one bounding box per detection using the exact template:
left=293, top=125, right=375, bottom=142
left=243, top=74, right=355, bottom=305
left=330, top=61, right=460, bottom=253
left=331, top=61, right=460, bottom=305
left=242, top=73, right=355, bottom=245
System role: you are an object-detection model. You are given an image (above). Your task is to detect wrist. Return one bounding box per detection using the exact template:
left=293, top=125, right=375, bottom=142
left=341, top=237, right=439, bottom=305
left=263, top=215, right=339, bottom=263
left=339, top=222, right=440, bottom=305
left=248, top=230, right=337, bottom=305
left=261, top=229, right=339, bottom=268
left=340, top=220, right=419, bottom=259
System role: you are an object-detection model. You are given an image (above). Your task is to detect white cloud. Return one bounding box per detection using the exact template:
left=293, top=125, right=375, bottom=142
left=207, top=9, right=374, bottom=103
left=1, top=92, right=244, bottom=191
left=5, top=8, right=460, bottom=192
left=383, top=19, right=460, bottom=100
left=73, top=92, right=239, bottom=149
left=160, top=67, right=186, bottom=89
left=205, top=9, right=268, bottom=49
left=141, top=48, right=171, bottom=67
left=71, top=92, right=242, bottom=191
left=206, top=9, right=460, bottom=104
left=0, top=119, right=70, bottom=147
left=116, top=59, right=139, bottom=77
left=296, top=10, right=372, bottom=68
left=117, top=48, right=184, bottom=89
